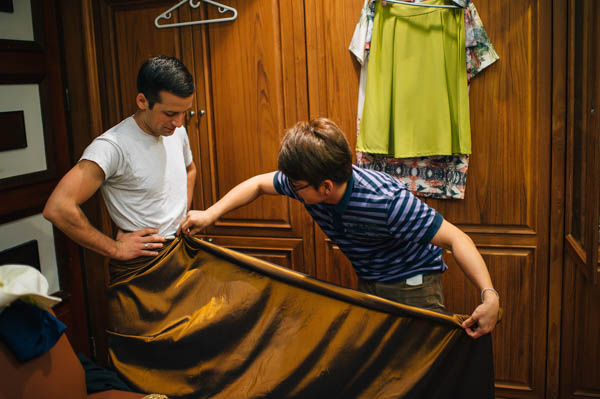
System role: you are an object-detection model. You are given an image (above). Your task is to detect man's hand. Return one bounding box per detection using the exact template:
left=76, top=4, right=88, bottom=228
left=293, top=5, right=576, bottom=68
left=178, top=210, right=217, bottom=236
left=113, top=228, right=166, bottom=260
left=461, top=292, right=499, bottom=339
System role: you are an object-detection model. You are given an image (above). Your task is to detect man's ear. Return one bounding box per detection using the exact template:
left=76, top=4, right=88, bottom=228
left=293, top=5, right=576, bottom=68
left=136, top=93, right=149, bottom=110
left=321, top=180, right=334, bottom=195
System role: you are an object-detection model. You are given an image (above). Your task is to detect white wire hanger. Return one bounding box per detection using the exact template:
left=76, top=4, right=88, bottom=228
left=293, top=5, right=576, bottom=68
left=155, top=0, right=238, bottom=29
left=381, top=0, right=463, bottom=9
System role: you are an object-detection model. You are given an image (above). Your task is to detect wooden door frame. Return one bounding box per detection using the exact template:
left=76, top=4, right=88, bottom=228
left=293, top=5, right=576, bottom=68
left=547, top=0, right=568, bottom=397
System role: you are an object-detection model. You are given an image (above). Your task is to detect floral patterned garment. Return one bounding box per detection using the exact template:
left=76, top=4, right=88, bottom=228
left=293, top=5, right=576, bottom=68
left=355, top=153, right=470, bottom=199
left=350, top=0, right=499, bottom=199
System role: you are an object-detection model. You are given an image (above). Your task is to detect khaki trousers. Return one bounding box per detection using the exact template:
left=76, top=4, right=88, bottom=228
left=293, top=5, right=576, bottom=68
left=358, top=272, right=445, bottom=311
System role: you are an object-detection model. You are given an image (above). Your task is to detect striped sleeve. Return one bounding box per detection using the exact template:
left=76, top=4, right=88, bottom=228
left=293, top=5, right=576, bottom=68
left=273, top=171, right=297, bottom=199
left=387, top=188, right=443, bottom=244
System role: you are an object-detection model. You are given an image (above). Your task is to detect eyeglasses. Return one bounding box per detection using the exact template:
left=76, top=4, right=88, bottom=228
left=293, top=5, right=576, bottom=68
left=290, top=181, right=311, bottom=195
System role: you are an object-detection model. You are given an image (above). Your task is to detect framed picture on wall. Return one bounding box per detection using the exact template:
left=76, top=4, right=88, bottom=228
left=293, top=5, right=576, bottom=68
left=0, top=0, right=42, bottom=50
left=0, top=82, right=58, bottom=191
left=0, top=0, right=14, bottom=13
left=0, top=0, right=70, bottom=196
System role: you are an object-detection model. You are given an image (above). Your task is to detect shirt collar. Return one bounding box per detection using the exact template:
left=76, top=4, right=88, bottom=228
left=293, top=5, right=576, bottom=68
left=334, top=171, right=355, bottom=215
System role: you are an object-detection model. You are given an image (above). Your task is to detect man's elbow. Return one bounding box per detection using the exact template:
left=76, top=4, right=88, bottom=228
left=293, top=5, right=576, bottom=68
left=42, top=199, right=59, bottom=225
left=42, top=193, right=69, bottom=227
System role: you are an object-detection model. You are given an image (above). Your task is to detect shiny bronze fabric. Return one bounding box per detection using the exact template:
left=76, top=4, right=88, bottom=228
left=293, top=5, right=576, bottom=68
left=107, top=236, right=494, bottom=399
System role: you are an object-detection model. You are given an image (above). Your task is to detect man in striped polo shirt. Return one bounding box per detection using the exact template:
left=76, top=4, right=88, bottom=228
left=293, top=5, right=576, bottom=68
left=180, top=118, right=499, bottom=339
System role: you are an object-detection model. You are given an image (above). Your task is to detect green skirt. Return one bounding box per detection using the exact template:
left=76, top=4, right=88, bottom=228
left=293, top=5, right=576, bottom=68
left=357, top=0, right=471, bottom=158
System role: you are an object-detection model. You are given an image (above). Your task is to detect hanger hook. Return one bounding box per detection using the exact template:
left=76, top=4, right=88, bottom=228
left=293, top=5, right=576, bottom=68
left=189, top=0, right=202, bottom=8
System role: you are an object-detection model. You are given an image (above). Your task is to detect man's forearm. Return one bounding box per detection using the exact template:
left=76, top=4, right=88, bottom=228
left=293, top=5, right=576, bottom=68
left=432, top=221, right=495, bottom=294
left=181, top=172, right=277, bottom=235
left=44, top=203, right=118, bottom=258
left=205, top=176, right=265, bottom=222
left=452, top=236, right=491, bottom=288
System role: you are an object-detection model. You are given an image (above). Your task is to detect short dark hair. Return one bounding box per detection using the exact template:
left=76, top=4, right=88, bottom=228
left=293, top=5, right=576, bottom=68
left=136, top=55, right=194, bottom=108
left=277, top=118, right=352, bottom=187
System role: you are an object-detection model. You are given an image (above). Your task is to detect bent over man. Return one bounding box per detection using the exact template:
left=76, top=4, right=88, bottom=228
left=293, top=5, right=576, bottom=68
left=181, top=117, right=500, bottom=339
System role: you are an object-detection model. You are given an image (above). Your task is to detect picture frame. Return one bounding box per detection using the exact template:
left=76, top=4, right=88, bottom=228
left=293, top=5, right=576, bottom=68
left=0, top=0, right=14, bottom=14
left=0, top=1, right=63, bottom=192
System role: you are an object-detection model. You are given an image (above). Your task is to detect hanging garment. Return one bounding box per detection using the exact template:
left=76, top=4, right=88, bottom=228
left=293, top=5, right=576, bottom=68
left=357, top=0, right=471, bottom=158
left=351, top=0, right=498, bottom=199
left=356, top=152, right=470, bottom=199
left=106, top=236, right=496, bottom=398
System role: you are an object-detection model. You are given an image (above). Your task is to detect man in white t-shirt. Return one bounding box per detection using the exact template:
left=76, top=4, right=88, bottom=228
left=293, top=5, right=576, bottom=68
left=43, top=56, right=196, bottom=261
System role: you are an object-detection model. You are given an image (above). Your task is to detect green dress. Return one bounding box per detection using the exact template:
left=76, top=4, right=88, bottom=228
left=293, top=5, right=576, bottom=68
left=357, top=0, right=471, bottom=158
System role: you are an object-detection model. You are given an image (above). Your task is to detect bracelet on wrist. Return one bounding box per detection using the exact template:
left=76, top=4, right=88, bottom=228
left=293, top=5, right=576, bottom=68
left=480, top=287, right=499, bottom=303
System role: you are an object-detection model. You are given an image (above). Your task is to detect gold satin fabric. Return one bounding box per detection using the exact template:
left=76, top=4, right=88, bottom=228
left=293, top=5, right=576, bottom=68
left=107, top=236, right=494, bottom=399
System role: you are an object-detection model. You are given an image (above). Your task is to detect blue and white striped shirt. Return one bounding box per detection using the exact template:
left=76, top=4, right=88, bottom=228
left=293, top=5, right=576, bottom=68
left=274, top=166, right=446, bottom=282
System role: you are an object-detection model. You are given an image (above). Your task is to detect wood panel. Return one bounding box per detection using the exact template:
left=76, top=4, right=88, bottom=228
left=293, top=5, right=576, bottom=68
left=188, top=0, right=317, bottom=275
left=430, top=0, right=551, bottom=233
left=548, top=0, right=568, bottom=397
left=304, top=0, right=363, bottom=145
left=560, top=253, right=600, bottom=398
left=80, top=0, right=201, bottom=363
left=68, top=0, right=320, bottom=360
left=94, top=0, right=195, bottom=128
left=318, top=232, right=358, bottom=290
left=197, top=235, right=305, bottom=272
left=304, top=0, right=363, bottom=285
left=564, top=0, right=600, bottom=283
left=305, top=2, right=552, bottom=397
left=560, top=1, right=600, bottom=397
left=443, top=248, right=543, bottom=397
left=198, top=0, right=312, bottom=240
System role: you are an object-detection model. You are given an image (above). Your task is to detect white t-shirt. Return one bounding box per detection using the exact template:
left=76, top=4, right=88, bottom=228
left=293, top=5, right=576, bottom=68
left=81, top=116, right=193, bottom=238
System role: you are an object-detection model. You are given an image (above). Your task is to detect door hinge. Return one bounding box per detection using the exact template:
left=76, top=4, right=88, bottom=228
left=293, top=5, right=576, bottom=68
left=64, top=87, right=71, bottom=112
left=89, top=335, right=96, bottom=358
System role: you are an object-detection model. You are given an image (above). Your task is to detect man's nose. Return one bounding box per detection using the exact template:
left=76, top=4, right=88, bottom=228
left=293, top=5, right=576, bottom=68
left=173, top=113, right=185, bottom=127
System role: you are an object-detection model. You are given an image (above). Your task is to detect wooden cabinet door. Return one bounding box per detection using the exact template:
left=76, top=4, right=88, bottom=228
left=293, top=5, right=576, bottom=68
left=77, top=0, right=204, bottom=363
left=304, top=0, right=364, bottom=288
left=433, top=2, right=552, bottom=397
left=72, top=0, right=317, bottom=361
left=306, top=1, right=555, bottom=398
left=560, top=1, right=600, bottom=397
left=188, top=0, right=316, bottom=274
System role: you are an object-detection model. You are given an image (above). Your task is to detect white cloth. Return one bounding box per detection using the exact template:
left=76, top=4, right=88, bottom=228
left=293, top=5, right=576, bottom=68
left=348, top=0, right=372, bottom=65
left=349, top=0, right=374, bottom=134
left=81, top=116, right=193, bottom=238
left=0, top=265, right=61, bottom=312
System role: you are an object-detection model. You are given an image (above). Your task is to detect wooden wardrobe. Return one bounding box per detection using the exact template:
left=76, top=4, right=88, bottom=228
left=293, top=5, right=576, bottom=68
left=15, top=0, right=596, bottom=397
